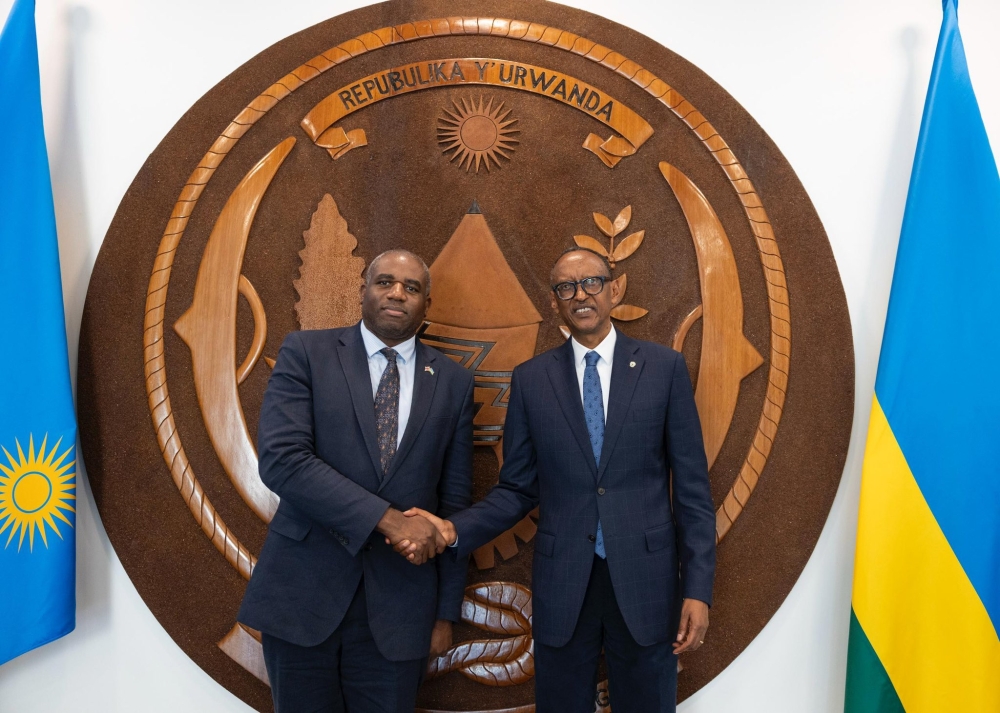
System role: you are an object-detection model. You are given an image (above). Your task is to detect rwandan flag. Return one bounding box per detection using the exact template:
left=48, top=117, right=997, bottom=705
left=845, top=1, right=1000, bottom=711
left=0, top=0, right=78, bottom=665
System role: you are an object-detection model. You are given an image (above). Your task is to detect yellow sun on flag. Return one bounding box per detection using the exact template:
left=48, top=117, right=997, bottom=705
left=0, top=435, right=76, bottom=552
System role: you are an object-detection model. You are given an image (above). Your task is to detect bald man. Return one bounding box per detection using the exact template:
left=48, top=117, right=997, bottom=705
left=239, top=250, right=475, bottom=713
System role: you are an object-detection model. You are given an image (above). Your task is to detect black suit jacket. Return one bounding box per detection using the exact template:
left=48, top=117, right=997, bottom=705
left=451, top=332, right=715, bottom=648
left=238, top=324, right=474, bottom=661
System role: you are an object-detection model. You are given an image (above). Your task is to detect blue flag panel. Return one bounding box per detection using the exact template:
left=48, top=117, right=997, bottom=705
left=874, top=0, right=1000, bottom=630
left=0, top=0, right=78, bottom=665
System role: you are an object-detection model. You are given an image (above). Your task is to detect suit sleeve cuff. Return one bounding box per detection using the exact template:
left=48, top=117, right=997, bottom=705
left=435, top=585, right=465, bottom=622
left=342, top=499, right=391, bottom=557
left=682, top=583, right=714, bottom=608
left=436, top=606, right=463, bottom=623
left=450, top=512, right=478, bottom=559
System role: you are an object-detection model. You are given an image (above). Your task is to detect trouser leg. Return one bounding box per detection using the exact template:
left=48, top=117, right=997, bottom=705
left=533, top=560, right=604, bottom=713
left=262, top=578, right=427, bottom=713
left=339, top=579, right=427, bottom=713
left=262, top=628, right=344, bottom=713
left=596, top=557, right=678, bottom=713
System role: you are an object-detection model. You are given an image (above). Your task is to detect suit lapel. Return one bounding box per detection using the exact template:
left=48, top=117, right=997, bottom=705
left=546, top=339, right=598, bottom=476
left=598, top=334, right=643, bottom=481
left=380, top=340, right=438, bottom=492
left=337, top=324, right=383, bottom=479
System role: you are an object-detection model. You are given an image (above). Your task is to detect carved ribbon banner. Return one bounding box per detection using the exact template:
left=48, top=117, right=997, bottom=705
left=301, top=58, right=654, bottom=167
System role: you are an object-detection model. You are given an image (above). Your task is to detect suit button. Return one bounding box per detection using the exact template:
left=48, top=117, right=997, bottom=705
left=588, top=534, right=596, bottom=543
left=364, top=542, right=373, bottom=552
left=597, top=487, right=605, bottom=495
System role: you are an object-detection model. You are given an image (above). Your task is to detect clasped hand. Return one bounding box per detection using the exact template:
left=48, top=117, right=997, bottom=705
left=376, top=507, right=456, bottom=565
left=376, top=508, right=455, bottom=564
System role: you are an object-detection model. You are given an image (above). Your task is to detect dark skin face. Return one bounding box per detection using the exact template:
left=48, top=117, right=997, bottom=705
left=359, top=252, right=431, bottom=346
left=550, top=251, right=622, bottom=348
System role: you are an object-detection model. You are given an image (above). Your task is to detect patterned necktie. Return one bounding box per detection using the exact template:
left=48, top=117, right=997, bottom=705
left=374, top=347, right=400, bottom=478
left=583, top=351, right=607, bottom=559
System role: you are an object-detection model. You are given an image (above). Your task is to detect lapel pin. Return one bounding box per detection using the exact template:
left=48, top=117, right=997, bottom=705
left=425, top=366, right=435, bottom=375
left=630, top=361, right=636, bottom=368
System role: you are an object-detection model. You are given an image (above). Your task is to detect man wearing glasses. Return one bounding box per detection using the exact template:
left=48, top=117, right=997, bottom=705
left=403, top=247, right=716, bottom=713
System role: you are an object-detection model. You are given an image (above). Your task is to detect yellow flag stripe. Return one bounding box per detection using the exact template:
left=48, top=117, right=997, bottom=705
left=852, top=397, right=1000, bottom=712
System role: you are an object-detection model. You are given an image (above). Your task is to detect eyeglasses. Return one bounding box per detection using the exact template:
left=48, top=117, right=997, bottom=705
left=551, top=276, right=608, bottom=301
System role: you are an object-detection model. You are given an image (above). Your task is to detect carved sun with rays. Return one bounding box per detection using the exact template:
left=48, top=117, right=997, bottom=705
left=438, top=96, right=519, bottom=173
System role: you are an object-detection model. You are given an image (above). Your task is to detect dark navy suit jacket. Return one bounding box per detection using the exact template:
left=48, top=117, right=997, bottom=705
left=238, top=324, right=474, bottom=661
left=451, top=332, right=715, bottom=648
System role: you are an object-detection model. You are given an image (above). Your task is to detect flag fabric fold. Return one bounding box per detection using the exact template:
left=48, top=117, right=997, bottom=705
left=0, top=0, right=78, bottom=665
left=846, top=1, right=1000, bottom=711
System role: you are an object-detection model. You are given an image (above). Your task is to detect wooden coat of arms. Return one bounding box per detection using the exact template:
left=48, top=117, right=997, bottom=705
left=79, top=1, right=854, bottom=710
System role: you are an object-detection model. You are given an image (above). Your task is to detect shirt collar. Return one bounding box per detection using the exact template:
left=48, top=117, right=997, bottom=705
left=570, top=325, right=617, bottom=367
left=359, top=320, right=417, bottom=365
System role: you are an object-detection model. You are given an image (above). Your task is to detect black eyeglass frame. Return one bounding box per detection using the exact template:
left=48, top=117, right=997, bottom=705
left=551, top=275, right=609, bottom=301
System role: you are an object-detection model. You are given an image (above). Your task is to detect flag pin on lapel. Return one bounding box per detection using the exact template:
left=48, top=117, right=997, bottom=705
left=425, top=366, right=435, bottom=375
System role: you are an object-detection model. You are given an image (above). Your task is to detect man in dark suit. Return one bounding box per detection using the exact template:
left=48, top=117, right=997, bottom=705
left=238, top=249, right=475, bottom=713
left=404, top=247, right=716, bottom=713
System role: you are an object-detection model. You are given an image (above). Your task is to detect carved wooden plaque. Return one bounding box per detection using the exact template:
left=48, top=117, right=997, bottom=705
left=78, top=1, right=854, bottom=711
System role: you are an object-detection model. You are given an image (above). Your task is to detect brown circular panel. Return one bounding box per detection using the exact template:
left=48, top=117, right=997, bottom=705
left=78, top=1, right=854, bottom=711
left=461, top=115, right=499, bottom=150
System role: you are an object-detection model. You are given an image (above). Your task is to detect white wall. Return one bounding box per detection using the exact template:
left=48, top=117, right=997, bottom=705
left=1, top=1, right=997, bottom=711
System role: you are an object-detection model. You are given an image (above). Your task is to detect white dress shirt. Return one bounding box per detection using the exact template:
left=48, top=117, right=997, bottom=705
left=570, top=325, right=616, bottom=422
left=359, top=320, right=416, bottom=448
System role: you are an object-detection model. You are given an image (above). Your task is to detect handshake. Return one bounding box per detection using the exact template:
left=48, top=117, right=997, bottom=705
left=375, top=507, right=457, bottom=565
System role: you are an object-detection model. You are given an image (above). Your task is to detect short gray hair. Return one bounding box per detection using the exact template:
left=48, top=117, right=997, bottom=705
left=364, top=249, right=432, bottom=295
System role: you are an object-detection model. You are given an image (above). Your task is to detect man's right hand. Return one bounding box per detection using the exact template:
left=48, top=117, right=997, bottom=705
left=375, top=508, right=443, bottom=564
left=402, top=507, right=457, bottom=552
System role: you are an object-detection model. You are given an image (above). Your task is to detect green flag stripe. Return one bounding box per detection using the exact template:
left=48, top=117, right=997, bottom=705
left=845, top=609, right=905, bottom=713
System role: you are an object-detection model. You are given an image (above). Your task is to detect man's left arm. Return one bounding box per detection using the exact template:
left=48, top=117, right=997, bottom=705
left=434, top=375, right=476, bottom=626
left=665, top=353, right=717, bottom=608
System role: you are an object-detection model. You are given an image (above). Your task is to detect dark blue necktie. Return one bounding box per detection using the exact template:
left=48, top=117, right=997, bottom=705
left=583, top=351, right=606, bottom=559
